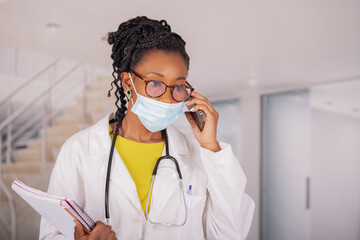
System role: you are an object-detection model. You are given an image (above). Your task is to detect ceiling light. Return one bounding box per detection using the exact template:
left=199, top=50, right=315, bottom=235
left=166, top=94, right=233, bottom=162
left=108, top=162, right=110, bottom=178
left=248, top=76, right=257, bottom=86
left=45, top=23, right=61, bottom=29
left=325, top=100, right=333, bottom=106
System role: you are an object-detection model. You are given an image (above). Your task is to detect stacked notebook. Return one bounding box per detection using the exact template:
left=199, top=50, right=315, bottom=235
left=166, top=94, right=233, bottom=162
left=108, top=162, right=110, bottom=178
left=12, top=180, right=95, bottom=238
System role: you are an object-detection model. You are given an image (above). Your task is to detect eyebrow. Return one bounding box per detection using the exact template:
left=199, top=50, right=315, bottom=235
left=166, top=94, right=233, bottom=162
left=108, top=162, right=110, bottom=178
left=147, top=71, right=186, bottom=80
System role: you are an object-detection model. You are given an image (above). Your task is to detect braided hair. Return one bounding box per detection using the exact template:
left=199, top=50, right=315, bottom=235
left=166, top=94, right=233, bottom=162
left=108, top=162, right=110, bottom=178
left=107, top=16, right=190, bottom=123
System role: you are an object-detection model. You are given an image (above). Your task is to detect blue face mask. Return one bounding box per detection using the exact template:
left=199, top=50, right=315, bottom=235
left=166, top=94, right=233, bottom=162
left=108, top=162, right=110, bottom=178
left=128, top=72, right=184, bottom=132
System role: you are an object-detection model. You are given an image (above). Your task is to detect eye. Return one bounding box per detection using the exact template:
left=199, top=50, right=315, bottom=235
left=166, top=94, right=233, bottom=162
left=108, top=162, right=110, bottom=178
left=174, top=85, right=185, bottom=92
left=150, top=80, right=162, bottom=87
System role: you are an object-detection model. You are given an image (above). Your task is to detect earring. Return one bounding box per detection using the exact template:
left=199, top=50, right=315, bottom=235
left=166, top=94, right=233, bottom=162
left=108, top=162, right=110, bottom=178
left=125, top=89, right=132, bottom=101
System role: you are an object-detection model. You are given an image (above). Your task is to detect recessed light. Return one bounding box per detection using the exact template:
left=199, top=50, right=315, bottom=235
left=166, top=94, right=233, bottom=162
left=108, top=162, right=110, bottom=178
left=248, top=77, right=257, bottom=86
left=325, top=100, right=333, bottom=106
left=45, top=23, right=61, bottom=29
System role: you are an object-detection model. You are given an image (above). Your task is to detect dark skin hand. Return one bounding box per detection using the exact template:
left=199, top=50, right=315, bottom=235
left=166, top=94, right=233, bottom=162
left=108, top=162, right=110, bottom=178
left=74, top=219, right=117, bottom=240
left=185, top=91, right=220, bottom=152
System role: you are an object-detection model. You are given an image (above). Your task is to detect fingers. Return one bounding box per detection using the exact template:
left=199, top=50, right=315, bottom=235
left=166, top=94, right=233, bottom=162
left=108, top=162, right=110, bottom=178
left=73, top=219, right=87, bottom=240
left=185, top=95, right=219, bottom=122
left=184, top=91, right=221, bottom=151
left=186, top=91, right=217, bottom=114
left=107, top=231, right=117, bottom=240
left=87, top=221, right=117, bottom=240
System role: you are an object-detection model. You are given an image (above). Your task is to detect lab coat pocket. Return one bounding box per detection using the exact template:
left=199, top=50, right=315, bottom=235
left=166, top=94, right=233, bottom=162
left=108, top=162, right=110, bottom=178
left=186, top=194, right=206, bottom=216
left=184, top=194, right=206, bottom=238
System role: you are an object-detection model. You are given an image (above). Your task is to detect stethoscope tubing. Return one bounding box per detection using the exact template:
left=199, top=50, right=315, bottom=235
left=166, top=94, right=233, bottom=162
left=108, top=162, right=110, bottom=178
left=104, top=120, right=182, bottom=223
left=105, top=120, right=121, bottom=221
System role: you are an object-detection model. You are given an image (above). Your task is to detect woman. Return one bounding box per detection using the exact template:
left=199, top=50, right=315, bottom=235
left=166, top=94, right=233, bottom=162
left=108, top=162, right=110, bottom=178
left=39, top=16, right=254, bottom=240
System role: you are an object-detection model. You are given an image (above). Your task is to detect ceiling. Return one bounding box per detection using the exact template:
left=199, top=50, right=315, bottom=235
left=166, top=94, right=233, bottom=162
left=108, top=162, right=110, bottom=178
left=0, top=0, right=359, bottom=96
left=310, top=79, right=360, bottom=119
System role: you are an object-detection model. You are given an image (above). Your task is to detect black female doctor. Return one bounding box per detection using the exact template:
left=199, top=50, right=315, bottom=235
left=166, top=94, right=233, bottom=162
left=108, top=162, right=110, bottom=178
left=39, top=16, right=255, bottom=240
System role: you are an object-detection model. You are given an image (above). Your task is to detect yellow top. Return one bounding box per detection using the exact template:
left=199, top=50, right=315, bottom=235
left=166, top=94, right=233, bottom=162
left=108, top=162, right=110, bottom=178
left=109, top=125, right=165, bottom=216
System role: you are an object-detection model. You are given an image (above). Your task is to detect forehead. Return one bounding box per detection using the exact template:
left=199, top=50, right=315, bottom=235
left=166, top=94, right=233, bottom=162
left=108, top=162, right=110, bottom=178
left=135, top=50, right=188, bottom=78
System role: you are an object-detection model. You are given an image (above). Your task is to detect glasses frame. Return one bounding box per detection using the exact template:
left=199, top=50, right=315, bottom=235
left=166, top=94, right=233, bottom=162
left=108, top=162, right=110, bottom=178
left=129, top=69, right=194, bottom=102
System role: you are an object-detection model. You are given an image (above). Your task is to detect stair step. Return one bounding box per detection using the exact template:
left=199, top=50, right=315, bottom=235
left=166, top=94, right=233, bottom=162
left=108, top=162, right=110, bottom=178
left=1, top=162, right=54, bottom=201
left=39, top=124, right=82, bottom=138
left=28, top=136, right=68, bottom=149
left=97, top=75, right=113, bottom=82
left=0, top=202, right=11, bottom=238
left=75, top=92, right=115, bottom=104
left=13, top=147, right=56, bottom=163
left=2, top=161, right=41, bottom=175
left=0, top=167, right=53, bottom=239
left=13, top=148, right=41, bottom=162
left=63, top=103, right=113, bottom=123
left=89, top=109, right=115, bottom=123
left=26, top=138, right=42, bottom=149
left=21, top=136, right=68, bottom=162
left=88, top=77, right=113, bottom=91
left=53, top=114, right=88, bottom=125
left=63, top=105, right=81, bottom=114
left=86, top=87, right=113, bottom=97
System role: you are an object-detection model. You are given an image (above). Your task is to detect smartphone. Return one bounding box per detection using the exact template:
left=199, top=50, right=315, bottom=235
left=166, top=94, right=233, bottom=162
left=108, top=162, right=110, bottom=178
left=186, top=99, right=206, bottom=131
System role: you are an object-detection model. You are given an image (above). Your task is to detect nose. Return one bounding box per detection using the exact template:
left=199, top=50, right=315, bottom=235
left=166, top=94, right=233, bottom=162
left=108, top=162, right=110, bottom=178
left=160, top=86, right=176, bottom=103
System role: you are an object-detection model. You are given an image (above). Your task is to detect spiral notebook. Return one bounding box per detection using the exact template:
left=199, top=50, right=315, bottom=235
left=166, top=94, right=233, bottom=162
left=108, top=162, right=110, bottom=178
left=11, top=179, right=95, bottom=238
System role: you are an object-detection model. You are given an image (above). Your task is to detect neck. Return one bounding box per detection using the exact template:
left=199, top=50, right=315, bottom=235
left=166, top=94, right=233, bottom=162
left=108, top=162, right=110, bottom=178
left=115, top=111, right=164, bottom=143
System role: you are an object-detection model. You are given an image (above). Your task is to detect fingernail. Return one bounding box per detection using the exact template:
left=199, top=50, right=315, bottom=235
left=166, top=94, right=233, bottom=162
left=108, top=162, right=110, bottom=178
left=190, top=107, right=194, bottom=112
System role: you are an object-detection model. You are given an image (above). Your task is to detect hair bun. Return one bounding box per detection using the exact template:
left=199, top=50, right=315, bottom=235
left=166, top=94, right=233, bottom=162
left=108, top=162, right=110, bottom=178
left=107, top=31, right=117, bottom=45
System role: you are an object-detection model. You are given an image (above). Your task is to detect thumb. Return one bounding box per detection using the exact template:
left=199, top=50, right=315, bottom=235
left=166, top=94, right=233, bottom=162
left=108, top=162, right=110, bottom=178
left=74, top=219, right=87, bottom=239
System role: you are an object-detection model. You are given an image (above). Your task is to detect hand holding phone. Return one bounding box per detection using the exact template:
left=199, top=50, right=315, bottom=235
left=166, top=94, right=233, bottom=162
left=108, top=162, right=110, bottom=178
left=185, top=92, right=220, bottom=152
left=186, top=98, right=206, bottom=131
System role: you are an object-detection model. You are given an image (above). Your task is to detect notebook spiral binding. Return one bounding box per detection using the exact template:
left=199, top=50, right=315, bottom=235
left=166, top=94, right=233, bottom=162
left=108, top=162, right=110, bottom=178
left=61, top=199, right=96, bottom=233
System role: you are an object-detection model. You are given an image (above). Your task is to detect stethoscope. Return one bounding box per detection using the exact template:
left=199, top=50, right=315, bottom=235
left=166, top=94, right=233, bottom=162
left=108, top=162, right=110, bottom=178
left=104, top=119, right=187, bottom=226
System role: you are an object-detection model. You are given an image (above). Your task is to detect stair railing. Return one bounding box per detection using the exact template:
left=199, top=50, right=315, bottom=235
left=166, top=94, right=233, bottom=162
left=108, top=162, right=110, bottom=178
left=0, top=178, right=16, bottom=240
left=1, top=66, right=91, bottom=159
left=0, top=62, right=82, bottom=162
left=0, top=59, right=86, bottom=240
left=0, top=57, right=61, bottom=107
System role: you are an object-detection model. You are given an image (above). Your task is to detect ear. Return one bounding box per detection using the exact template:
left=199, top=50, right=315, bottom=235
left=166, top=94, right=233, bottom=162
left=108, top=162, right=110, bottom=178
left=120, top=72, right=133, bottom=91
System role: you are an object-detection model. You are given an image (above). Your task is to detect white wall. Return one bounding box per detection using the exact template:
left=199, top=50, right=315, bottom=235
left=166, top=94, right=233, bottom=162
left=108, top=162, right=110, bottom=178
left=239, top=90, right=261, bottom=240
left=311, top=109, right=360, bottom=240
left=261, top=90, right=311, bottom=240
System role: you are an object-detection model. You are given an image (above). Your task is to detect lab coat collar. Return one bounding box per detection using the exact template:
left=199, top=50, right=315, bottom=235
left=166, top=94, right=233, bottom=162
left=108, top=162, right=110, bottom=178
left=88, top=112, right=114, bottom=155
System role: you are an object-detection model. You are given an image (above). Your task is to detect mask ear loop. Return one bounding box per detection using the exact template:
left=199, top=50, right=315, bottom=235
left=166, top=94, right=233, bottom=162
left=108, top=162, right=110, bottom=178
left=128, top=72, right=137, bottom=106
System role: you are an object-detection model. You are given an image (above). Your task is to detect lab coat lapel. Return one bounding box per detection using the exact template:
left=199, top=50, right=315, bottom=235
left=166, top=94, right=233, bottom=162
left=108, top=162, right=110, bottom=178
left=100, top=146, right=143, bottom=217
left=89, top=113, right=143, bottom=217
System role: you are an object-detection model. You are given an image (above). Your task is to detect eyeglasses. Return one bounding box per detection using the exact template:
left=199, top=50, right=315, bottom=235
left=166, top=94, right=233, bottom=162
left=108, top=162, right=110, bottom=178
left=130, top=69, right=194, bottom=102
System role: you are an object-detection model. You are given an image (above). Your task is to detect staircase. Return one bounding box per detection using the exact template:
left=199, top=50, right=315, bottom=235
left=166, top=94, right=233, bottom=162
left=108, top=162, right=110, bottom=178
left=0, top=75, right=116, bottom=240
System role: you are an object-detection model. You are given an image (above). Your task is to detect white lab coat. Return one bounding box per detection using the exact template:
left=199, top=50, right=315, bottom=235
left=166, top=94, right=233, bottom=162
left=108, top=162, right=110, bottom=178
left=39, top=112, right=255, bottom=240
